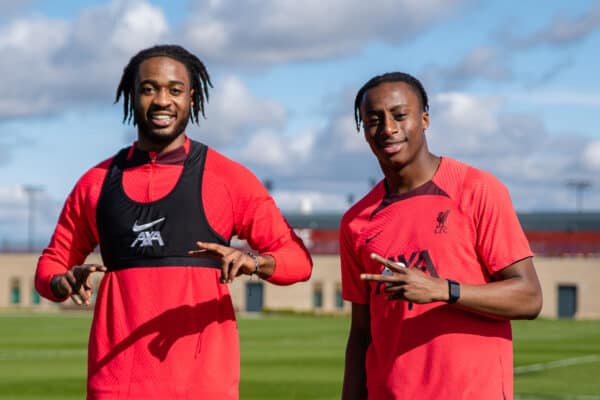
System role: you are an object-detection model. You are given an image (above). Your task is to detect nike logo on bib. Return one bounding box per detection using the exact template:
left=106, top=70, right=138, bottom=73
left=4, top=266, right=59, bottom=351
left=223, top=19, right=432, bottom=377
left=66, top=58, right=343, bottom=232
left=132, top=217, right=166, bottom=232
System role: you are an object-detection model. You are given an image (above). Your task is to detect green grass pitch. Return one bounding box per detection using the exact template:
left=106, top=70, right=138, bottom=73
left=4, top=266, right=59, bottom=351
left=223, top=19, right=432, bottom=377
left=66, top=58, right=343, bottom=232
left=0, top=312, right=599, bottom=399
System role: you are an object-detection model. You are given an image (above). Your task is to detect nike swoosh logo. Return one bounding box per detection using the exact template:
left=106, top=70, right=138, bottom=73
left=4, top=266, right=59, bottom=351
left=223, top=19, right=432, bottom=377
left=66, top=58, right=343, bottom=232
left=132, top=217, right=166, bottom=233
left=365, top=231, right=382, bottom=244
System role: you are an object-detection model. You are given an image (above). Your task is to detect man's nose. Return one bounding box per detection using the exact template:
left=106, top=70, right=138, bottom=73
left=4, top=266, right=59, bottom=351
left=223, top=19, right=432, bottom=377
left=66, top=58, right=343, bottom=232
left=153, top=88, right=171, bottom=107
left=382, top=114, right=398, bottom=136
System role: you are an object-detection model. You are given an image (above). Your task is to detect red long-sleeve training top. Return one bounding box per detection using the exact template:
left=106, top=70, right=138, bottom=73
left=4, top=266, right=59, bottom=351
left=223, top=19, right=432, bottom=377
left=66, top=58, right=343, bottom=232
left=35, top=136, right=312, bottom=400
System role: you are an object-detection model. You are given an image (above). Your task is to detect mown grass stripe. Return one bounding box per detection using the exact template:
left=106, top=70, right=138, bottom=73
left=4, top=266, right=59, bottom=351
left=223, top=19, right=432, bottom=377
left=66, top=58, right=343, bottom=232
left=515, top=355, right=600, bottom=375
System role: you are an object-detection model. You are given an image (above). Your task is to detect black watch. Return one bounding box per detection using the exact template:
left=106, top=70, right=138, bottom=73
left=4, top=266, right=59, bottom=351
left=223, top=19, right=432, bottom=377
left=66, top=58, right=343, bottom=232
left=447, top=279, right=460, bottom=304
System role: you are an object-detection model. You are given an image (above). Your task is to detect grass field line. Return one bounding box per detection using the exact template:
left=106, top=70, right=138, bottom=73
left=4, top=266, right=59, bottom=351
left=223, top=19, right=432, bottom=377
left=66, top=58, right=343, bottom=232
left=0, top=349, right=86, bottom=361
left=515, top=354, right=600, bottom=375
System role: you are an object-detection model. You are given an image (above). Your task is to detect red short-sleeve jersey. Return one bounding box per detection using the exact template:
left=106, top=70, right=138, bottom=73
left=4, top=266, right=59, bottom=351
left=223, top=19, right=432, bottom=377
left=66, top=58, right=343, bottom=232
left=341, top=157, right=532, bottom=400
left=35, top=136, right=312, bottom=400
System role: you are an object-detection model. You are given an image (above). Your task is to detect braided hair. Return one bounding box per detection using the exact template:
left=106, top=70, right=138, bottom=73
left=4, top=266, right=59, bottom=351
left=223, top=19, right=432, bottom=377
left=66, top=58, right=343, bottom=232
left=115, top=44, right=212, bottom=125
left=353, top=72, right=429, bottom=131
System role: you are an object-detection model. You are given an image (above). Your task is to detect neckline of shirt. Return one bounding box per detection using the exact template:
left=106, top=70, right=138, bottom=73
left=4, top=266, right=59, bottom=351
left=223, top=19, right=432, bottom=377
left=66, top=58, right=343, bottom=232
left=126, top=136, right=190, bottom=166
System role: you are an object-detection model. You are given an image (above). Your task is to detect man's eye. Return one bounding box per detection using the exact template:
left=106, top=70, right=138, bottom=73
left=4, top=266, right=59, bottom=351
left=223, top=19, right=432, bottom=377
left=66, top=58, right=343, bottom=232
left=170, top=88, right=182, bottom=95
left=366, top=119, right=380, bottom=127
left=141, top=87, right=154, bottom=94
left=394, top=114, right=406, bottom=121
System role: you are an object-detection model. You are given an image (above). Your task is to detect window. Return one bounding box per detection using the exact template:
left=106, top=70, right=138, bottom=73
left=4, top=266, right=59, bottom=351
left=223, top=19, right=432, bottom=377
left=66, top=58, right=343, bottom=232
left=31, top=284, right=41, bottom=305
left=10, top=278, right=21, bottom=305
left=313, top=282, right=323, bottom=308
left=557, top=284, right=577, bottom=319
left=246, top=282, right=264, bottom=312
left=335, top=283, right=344, bottom=309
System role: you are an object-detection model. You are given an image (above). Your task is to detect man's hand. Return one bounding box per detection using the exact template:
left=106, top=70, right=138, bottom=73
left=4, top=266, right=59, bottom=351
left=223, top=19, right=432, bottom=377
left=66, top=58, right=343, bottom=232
left=360, top=252, right=447, bottom=304
left=51, top=264, right=108, bottom=305
left=188, top=241, right=274, bottom=283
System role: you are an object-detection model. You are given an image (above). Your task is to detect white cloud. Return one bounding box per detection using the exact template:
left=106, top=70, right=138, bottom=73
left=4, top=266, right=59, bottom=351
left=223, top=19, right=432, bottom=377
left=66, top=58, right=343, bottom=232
left=183, top=0, right=470, bottom=64
left=288, top=129, right=316, bottom=160
left=0, top=0, right=472, bottom=119
left=583, top=141, right=600, bottom=171
left=0, top=96, right=56, bottom=119
left=238, top=128, right=316, bottom=172
left=0, top=0, right=171, bottom=118
left=0, top=185, right=59, bottom=247
left=422, top=2, right=600, bottom=90
left=185, top=20, right=229, bottom=58
left=424, top=91, right=600, bottom=210
left=507, top=2, right=600, bottom=48
left=296, top=87, right=600, bottom=212
left=0, top=17, right=70, bottom=117
left=334, top=116, right=365, bottom=153
left=429, top=92, right=500, bottom=155
left=110, top=2, right=168, bottom=53
left=0, top=17, right=68, bottom=54
left=190, top=75, right=287, bottom=145
left=241, top=129, right=288, bottom=166
left=273, top=190, right=350, bottom=214
left=1, top=0, right=599, bottom=218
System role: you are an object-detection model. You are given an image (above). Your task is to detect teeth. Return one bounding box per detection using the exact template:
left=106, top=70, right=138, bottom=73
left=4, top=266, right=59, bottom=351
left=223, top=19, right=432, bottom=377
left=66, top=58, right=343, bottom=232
left=153, top=115, right=172, bottom=120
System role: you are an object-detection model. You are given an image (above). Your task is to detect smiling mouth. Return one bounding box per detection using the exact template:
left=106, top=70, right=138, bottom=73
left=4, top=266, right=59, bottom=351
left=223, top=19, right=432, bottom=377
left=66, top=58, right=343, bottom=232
left=378, top=138, right=408, bottom=154
left=150, top=114, right=175, bottom=128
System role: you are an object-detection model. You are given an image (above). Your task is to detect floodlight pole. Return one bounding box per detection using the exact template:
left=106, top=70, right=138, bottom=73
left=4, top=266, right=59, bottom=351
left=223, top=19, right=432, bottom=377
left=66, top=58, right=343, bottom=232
left=23, top=185, right=44, bottom=252
left=566, top=180, right=591, bottom=213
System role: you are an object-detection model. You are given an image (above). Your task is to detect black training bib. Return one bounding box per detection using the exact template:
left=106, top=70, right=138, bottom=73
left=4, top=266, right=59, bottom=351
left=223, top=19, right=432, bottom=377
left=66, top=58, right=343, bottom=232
left=96, top=140, right=229, bottom=271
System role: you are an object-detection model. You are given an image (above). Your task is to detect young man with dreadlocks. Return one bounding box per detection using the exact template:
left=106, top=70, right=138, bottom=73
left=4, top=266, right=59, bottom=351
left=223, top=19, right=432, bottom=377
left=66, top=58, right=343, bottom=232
left=35, top=44, right=312, bottom=399
left=340, top=72, right=542, bottom=399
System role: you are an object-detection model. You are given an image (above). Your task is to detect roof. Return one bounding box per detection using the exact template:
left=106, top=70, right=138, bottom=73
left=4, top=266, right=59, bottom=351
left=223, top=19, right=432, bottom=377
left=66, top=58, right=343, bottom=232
left=517, top=212, right=600, bottom=231
left=284, top=211, right=600, bottom=231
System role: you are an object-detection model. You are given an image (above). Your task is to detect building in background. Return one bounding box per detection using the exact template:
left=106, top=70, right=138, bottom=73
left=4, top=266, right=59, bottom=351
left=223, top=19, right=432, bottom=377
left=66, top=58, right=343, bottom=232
left=2, top=212, right=600, bottom=319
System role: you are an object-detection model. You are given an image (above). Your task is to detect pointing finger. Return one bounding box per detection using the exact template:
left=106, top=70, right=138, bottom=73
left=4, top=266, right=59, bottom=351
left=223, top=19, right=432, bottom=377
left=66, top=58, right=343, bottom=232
left=188, top=249, right=223, bottom=260
left=190, top=242, right=230, bottom=258
left=370, top=252, right=389, bottom=265
left=84, top=264, right=107, bottom=273
left=361, top=273, right=397, bottom=282
left=195, top=241, right=226, bottom=252
left=370, top=253, right=408, bottom=273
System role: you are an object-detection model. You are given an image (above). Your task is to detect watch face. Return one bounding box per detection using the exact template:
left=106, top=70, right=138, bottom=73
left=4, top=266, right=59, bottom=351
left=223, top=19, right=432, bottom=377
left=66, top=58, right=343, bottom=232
left=448, top=280, right=460, bottom=303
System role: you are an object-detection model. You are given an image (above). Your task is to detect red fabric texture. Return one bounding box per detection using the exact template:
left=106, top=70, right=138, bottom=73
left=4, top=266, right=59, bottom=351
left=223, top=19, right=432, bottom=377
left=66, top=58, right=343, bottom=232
left=340, top=157, right=533, bottom=400
left=35, top=136, right=312, bottom=399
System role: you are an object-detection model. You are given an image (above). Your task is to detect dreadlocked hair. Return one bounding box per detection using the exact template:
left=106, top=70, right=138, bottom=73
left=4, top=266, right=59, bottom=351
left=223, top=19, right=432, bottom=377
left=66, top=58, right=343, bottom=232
left=114, top=44, right=212, bottom=125
left=353, top=72, right=429, bottom=131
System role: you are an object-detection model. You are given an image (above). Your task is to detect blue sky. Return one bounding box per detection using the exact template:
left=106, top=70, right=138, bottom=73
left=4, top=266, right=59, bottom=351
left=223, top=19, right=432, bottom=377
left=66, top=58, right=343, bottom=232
left=2, top=0, right=600, bottom=246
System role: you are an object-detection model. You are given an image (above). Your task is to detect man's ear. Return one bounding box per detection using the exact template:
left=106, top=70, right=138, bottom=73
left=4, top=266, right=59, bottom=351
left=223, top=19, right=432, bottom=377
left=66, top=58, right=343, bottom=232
left=422, top=111, right=430, bottom=130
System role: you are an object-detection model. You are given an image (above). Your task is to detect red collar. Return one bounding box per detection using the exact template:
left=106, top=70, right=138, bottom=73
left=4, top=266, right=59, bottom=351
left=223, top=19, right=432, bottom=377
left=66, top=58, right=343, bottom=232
left=126, top=136, right=190, bottom=166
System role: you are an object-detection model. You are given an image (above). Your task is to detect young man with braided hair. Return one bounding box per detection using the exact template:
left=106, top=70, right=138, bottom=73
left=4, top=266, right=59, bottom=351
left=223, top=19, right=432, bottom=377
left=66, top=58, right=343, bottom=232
left=35, top=44, right=312, bottom=400
left=340, top=72, right=542, bottom=399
